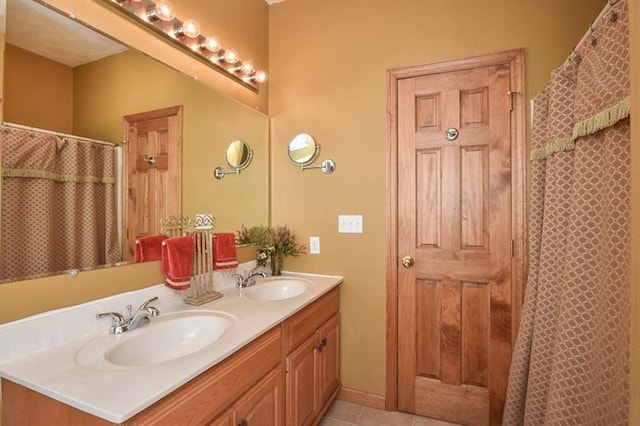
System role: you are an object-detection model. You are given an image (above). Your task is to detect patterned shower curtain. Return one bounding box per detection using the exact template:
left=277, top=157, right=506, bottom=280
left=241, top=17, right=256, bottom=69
left=503, top=1, right=630, bottom=424
left=0, top=127, right=119, bottom=281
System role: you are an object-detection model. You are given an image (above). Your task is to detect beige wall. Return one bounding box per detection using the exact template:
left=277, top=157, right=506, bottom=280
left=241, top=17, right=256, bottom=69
left=269, top=0, right=607, bottom=396
left=629, top=0, right=638, bottom=422
left=4, top=44, right=73, bottom=133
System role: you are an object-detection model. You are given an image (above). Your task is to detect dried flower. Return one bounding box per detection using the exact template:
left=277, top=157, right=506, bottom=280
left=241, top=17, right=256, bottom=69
left=236, top=224, right=306, bottom=266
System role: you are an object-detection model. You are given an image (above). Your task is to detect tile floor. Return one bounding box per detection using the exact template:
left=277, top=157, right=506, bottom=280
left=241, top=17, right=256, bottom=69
left=320, top=400, right=462, bottom=426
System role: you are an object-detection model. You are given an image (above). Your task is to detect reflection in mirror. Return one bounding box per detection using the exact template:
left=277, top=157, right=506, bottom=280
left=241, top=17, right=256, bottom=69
left=0, top=0, right=269, bottom=283
left=287, top=133, right=319, bottom=165
left=214, top=140, right=254, bottom=180
left=226, top=140, right=253, bottom=169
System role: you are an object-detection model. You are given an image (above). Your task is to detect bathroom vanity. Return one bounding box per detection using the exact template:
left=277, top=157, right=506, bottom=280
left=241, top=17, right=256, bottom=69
left=0, top=272, right=342, bottom=425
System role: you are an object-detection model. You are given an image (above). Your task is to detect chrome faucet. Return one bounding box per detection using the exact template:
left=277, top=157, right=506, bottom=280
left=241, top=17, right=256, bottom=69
left=96, top=296, right=160, bottom=334
left=233, top=269, right=267, bottom=288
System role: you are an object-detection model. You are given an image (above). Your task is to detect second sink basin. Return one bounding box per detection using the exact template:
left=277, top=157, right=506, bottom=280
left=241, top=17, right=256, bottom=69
left=76, top=310, right=236, bottom=370
left=243, top=277, right=311, bottom=301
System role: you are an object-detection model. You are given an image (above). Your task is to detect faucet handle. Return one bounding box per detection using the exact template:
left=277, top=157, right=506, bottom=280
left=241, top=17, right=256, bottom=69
left=232, top=273, right=244, bottom=287
left=96, top=312, right=125, bottom=326
left=139, top=296, right=159, bottom=310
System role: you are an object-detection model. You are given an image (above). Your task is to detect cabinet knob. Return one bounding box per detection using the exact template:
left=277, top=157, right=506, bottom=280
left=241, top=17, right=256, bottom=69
left=238, top=420, right=248, bottom=426
left=316, top=342, right=324, bottom=353
left=321, top=337, right=328, bottom=347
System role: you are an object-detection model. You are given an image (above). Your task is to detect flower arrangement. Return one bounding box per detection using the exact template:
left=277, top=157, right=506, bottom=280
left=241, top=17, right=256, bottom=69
left=237, top=225, right=306, bottom=274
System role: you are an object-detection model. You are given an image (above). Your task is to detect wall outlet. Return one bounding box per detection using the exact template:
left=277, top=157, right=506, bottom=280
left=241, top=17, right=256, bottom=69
left=309, top=236, right=320, bottom=254
left=338, top=215, right=363, bottom=233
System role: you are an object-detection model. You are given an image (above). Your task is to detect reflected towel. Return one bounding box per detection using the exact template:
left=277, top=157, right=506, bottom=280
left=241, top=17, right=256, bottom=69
left=161, top=236, right=194, bottom=290
left=213, top=233, right=238, bottom=270
left=134, top=234, right=169, bottom=263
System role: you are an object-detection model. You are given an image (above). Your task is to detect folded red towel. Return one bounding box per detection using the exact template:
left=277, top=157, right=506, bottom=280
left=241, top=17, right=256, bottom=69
left=161, top=236, right=194, bottom=290
left=134, top=234, right=169, bottom=263
left=213, top=233, right=238, bottom=270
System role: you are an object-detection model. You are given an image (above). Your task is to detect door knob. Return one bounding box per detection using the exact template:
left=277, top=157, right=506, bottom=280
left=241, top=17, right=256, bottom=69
left=444, top=127, right=459, bottom=141
left=402, top=256, right=415, bottom=268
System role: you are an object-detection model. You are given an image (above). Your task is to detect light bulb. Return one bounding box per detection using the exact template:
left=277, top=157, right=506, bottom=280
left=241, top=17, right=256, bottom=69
left=154, top=0, right=175, bottom=22
left=224, top=49, right=239, bottom=64
left=180, top=18, right=201, bottom=38
left=201, top=35, right=221, bottom=53
left=238, top=61, right=254, bottom=75
left=253, top=70, right=268, bottom=84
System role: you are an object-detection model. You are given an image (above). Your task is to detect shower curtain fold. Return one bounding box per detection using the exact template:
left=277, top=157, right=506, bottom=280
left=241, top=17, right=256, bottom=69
left=503, top=1, right=630, bottom=424
left=0, top=127, right=119, bottom=281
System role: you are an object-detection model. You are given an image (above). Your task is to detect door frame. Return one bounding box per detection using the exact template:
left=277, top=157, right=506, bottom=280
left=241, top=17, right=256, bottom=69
left=385, top=49, right=526, bottom=411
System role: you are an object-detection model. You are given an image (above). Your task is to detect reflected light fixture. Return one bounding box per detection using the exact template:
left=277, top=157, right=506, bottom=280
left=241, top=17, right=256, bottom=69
left=144, top=0, right=175, bottom=22
left=103, top=0, right=268, bottom=92
left=173, top=18, right=201, bottom=38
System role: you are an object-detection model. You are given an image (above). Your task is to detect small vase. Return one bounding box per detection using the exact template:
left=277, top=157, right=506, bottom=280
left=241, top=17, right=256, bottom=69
left=270, top=254, right=282, bottom=276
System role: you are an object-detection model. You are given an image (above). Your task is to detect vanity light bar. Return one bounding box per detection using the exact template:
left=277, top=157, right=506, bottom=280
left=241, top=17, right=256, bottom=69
left=103, top=0, right=267, bottom=93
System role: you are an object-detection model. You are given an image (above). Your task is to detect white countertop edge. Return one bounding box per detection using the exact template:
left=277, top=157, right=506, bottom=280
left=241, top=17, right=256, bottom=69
left=0, top=272, right=344, bottom=423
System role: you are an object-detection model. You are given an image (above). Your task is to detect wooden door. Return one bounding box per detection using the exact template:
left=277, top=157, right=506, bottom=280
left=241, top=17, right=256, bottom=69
left=286, top=334, right=319, bottom=426
left=318, top=314, right=340, bottom=406
left=233, top=368, right=283, bottom=426
left=395, top=58, right=520, bottom=426
left=123, top=106, right=182, bottom=260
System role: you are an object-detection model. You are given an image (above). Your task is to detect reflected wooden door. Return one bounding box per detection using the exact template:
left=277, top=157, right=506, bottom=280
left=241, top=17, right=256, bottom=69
left=397, top=62, right=515, bottom=425
left=123, top=105, right=182, bottom=260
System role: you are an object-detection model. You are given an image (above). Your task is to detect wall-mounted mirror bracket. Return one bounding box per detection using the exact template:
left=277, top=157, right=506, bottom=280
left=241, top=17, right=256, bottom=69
left=287, top=133, right=336, bottom=174
left=297, top=158, right=337, bottom=174
left=214, top=140, right=253, bottom=180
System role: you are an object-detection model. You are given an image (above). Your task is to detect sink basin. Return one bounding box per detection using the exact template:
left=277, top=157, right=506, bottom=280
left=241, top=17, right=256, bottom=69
left=76, top=310, right=235, bottom=369
left=243, top=278, right=310, bottom=301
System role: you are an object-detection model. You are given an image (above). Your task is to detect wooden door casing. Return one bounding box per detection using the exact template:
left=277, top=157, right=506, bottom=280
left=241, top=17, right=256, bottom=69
left=387, top=50, right=525, bottom=426
left=122, top=105, right=182, bottom=260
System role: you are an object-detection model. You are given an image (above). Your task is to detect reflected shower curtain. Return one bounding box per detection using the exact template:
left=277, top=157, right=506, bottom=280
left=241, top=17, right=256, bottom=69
left=0, top=128, right=119, bottom=281
left=503, top=1, right=630, bottom=424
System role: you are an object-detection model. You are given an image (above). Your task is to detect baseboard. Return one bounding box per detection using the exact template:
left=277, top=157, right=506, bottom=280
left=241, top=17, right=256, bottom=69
left=337, top=387, right=386, bottom=410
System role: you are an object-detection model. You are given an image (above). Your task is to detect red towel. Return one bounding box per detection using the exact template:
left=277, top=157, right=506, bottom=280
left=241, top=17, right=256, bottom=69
left=161, top=236, right=194, bottom=290
left=213, top=233, right=238, bottom=270
left=134, top=234, right=169, bottom=263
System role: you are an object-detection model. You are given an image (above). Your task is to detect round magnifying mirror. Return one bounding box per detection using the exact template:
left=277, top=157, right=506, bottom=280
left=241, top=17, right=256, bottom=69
left=287, top=133, right=319, bottom=166
left=224, top=140, right=253, bottom=170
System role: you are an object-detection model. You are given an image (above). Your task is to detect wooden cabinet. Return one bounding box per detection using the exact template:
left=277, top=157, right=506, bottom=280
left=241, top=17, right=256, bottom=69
left=208, top=367, right=283, bottom=426
left=284, top=288, right=341, bottom=426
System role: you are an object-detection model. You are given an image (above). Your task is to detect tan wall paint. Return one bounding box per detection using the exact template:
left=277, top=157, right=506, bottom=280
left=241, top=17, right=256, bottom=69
left=269, top=0, right=607, bottom=396
left=629, top=0, right=638, bottom=422
left=4, top=44, right=73, bottom=133
left=73, top=49, right=269, bottom=231
left=0, top=0, right=268, bottom=325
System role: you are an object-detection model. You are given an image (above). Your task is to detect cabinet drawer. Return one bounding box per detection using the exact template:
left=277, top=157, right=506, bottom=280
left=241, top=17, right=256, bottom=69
left=284, top=288, right=339, bottom=353
left=125, top=326, right=282, bottom=425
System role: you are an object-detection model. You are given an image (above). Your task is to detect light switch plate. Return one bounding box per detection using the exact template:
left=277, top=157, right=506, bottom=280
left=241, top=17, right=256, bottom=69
left=310, top=236, right=320, bottom=254
left=338, top=215, right=363, bottom=233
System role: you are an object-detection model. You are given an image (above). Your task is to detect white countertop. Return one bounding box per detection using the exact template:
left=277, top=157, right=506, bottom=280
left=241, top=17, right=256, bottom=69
left=0, top=270, right=343, bottom=423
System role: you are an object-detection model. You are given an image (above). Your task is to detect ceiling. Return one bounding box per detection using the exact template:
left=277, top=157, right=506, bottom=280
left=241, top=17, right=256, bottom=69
left=5, top=1, right=127, bottom=68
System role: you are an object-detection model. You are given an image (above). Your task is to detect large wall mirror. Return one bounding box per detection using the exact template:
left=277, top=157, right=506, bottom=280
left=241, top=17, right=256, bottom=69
left=0, top=0, right=269, bottom=283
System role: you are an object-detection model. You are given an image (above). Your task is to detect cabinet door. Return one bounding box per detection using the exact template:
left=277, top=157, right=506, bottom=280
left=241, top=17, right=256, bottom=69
left=208, top=412, right=233, bottom=426
left=233, top=368, right=283, bottom=426
left=318, top=314, right=340, bottom=406
left=286, top=333, right=320, bottom=426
